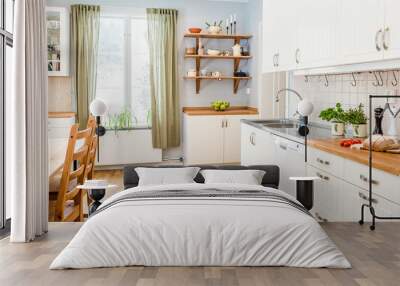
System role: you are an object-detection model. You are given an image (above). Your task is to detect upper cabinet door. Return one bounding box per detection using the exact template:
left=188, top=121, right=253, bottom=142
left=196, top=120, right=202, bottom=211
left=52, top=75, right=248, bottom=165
left=383, top=0, right=400, bottom=60
left=337, top=0, right=384, bottom=65
left=262, top=0, right=280, bottom=73
left=296, top=0, right=338, bottom=69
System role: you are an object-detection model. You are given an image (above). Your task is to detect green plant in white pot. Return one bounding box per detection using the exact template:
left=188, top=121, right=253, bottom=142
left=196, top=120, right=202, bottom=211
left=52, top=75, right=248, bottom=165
left=319, top=103, right=347, bottom=136
left=346, top=104, right=368, bottom=138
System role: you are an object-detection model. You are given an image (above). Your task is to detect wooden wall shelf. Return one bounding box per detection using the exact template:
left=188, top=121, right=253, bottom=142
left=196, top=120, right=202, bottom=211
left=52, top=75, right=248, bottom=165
left=184, top=33, right=253, bottom=94
left=184, top=76, right=251, bottom=94
left=184, top=33, right=252, bottom=41
left=184, top=55, right=252, bottom=60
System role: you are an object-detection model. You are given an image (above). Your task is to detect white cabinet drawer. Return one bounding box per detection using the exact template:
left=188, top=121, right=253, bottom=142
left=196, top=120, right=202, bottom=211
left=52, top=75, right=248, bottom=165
left=343, top=159, right=400, bottom=205
left=308, top=147, right=344, bottom=177
left=307, top=165, right=341, bottom=222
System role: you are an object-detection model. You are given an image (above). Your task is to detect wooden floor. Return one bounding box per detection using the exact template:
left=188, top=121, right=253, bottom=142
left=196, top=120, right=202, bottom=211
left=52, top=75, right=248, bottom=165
left=1, top=222, right=400, bottom=286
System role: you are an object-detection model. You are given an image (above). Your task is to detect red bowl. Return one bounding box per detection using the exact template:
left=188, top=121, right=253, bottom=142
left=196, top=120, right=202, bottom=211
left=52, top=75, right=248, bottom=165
left=189, top=28, right=202, bottom=34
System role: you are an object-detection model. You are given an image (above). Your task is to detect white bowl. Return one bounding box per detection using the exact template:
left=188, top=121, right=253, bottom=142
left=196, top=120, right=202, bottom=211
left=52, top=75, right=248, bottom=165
left=207, top=49, right=221, bottom=56
left=208, top=26, right=222, bottom=34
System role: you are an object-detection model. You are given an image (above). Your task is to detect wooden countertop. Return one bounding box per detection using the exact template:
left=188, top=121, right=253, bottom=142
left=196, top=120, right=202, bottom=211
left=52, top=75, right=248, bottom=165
left=308, top=138, right=400, bottom=176
left=183, top=106, right=258, bottom=116
left=48, top=112, right=76, bottom=119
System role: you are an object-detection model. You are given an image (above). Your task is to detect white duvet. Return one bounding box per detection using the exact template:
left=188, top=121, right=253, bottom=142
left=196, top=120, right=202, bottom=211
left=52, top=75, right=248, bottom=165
left=50, top=183, right=351, bottom=269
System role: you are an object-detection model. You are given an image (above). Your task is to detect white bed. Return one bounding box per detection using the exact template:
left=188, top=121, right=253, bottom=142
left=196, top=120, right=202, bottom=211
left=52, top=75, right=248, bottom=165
left=50, top=183, right=351, bottom=269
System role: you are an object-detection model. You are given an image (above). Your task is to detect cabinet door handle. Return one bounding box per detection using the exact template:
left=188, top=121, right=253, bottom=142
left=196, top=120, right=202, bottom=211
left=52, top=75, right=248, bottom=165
left=279, top=144, right=287, bottom=150
left=375, top=29, right=383, bottom=51
left=316, top=158, right=330, bottom=165
left=295, top=48, right=300, bottom=64
left=316, top=172, right=329, bottom=181
left=359, top=174, right=379, bottom=185
left=383, top=26, right=390, bottom=50
left=226, top=120, right=228, bottom=128
left=273, top=54, right=277, bottom=67
left=250, top=133, right=256, bottom=146
left=274, top=53, right=280, bottom=67
left=358, top=192, right=379, bottom=204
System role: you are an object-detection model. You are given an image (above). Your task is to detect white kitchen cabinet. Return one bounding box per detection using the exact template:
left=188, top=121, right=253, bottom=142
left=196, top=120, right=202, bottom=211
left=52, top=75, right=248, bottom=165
left=262, top=0, right=297, bottom=72
left=296, top=0, right=338, bottom=69
left=308, top=146, right=400, bottom=222
left=382, top=0, right=400, bottom=60
left=241, top=123, right=276, bottom=166
left=337, top=0, right=384, bottom=65
left=184, top=115, right=258, bottom=165
left=48, top=116, right=75, bottom=139
left=262, top=0, right=280, bottom=73
left=307, top=165, right=341, bottom=221
left=273, top=135, right=306, bottom=197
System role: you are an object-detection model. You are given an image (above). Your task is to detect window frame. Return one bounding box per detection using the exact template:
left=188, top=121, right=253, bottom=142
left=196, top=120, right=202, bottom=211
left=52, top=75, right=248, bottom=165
left=0, top=0, right=13, bottom=233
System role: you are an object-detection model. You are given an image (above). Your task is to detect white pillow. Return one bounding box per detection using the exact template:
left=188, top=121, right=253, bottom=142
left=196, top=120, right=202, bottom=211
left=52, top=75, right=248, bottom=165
left=200, top=169, right=266, bottom=185
left=135, top=167, right=201, bottom=186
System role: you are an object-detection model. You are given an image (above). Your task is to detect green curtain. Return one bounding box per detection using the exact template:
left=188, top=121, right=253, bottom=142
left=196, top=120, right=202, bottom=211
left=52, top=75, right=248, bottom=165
left=71, top=5, right=100, bottom=129
left=147, top=8, right=180, bottom=149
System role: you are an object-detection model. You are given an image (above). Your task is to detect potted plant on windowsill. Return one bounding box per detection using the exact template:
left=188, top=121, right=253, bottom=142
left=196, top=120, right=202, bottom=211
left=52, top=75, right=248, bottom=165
left=319, top=103, right=347, bottom=136
left=346, top=104, right=368, bottom=138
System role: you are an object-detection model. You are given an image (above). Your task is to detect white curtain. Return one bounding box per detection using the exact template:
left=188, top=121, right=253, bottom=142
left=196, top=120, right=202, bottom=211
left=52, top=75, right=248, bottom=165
left=9, top=0, right=48, bottom=242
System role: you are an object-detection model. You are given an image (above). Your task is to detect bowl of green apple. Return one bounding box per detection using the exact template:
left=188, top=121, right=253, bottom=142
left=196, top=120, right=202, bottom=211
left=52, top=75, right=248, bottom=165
left=211, top=100, right=230, bottom=111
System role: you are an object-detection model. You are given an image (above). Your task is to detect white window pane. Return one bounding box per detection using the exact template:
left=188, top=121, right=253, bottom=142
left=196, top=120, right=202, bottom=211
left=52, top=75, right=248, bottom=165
left=96, top=17, right=126, bottom=115
left=96, top=16, right=151, bottom=129
left=130, top=18, right=150, bottom=127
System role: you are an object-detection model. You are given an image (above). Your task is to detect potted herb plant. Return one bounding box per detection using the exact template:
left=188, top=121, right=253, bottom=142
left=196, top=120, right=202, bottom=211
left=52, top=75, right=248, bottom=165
left=319, top=103, right=347, bottom=136
left=346, top=104, right=368, bottom=138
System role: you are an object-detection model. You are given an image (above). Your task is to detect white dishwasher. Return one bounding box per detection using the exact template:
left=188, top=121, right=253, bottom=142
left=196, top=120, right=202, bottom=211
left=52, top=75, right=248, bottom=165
left=273, top=135, right=306, bottom=197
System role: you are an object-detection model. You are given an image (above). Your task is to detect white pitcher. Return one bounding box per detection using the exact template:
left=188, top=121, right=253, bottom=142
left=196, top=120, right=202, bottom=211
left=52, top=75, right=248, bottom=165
left=232, top=44, right=241, bottom=57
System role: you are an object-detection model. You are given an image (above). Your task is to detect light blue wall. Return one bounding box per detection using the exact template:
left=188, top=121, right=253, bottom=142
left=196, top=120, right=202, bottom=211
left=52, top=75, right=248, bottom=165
left=47, top=0, right=262, bottom=108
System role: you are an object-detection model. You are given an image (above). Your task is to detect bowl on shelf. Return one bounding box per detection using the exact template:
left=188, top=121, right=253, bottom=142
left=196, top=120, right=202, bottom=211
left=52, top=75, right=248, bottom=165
left=185, top=47, right=196, bottom=55
left=188, top=27, right=202, bottom=34
left=207, top=49, right=221, bottom=56
left=207, top=26, right=222, bottom=35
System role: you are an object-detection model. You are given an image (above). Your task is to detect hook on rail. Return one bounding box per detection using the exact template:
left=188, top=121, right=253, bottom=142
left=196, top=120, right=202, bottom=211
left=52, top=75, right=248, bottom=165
left=392, top=71, right=398, bottom=87
left=351, top=73, right=357, bottom=87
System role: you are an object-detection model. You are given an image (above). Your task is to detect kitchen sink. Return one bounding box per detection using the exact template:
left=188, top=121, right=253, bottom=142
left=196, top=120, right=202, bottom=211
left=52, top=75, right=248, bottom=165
left=263, top=122, right=300, bottom=129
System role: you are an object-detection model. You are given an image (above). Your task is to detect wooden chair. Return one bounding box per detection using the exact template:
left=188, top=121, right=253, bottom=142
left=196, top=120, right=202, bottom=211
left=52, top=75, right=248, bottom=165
left=85, top=116, right=97, bottom=181
left=49, top=124, right=94, bottom=222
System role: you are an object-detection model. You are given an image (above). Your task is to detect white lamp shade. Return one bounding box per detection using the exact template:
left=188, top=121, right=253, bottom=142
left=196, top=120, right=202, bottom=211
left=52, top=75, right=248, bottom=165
left=90, top=99, right=107, bottom=116
left=297, top=100, right=314, bottom=116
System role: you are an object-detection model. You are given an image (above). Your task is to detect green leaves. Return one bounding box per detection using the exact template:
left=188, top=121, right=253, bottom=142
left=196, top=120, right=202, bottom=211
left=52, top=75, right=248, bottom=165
left=346, top=104, right=368, bottom=125
left=319, top=103, right=347, bottom=123
left=105, top=108, right=138, bottom=131
left=319, top=103, right=368, bottom=125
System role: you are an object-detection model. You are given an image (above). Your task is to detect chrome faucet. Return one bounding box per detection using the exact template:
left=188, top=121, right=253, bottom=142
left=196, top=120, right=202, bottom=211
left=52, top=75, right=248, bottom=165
left=275, top=88, right=303, bottom=102
left=275, top=88, right=304, bottom=118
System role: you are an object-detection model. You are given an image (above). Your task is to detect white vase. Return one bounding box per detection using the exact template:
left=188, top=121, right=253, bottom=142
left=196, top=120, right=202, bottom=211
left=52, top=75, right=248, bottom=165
left=352, top=124, right=367, bottom=138
left=331, top=122, right=345, bottom=136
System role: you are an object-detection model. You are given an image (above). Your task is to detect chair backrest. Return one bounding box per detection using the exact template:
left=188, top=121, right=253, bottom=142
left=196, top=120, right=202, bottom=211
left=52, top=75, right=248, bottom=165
left=84, top=116, right=98, bottom=180
left=55, top=124, right=93, bottom=220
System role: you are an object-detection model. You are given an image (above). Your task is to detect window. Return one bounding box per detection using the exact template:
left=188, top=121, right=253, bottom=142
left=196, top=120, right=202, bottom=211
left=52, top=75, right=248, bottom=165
left=96, top=15, right=151, bottom=129
left=1, top=0, right=14, bottom=232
